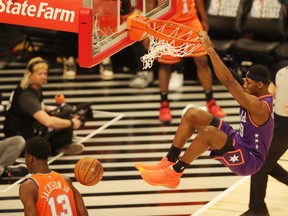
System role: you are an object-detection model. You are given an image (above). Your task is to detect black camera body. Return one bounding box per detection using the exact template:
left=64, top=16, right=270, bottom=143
left=50, top=102, right=93, bottom=123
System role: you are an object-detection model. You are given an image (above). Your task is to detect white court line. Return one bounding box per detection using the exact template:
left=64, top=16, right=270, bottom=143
left=191, top=176, right=250, bottom=216
left=0, top=110, right=125, bottom=193
left=79, top=111, right=125, bottom=143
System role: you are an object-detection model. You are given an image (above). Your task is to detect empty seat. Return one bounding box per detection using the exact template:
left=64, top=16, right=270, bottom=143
left=206, top=0, right=250, bottom=57
left=21, top=27, right=59, bottom=58
left=274, top=43, right=288, bottom=61
left=233, top=0, right=287, bottom=64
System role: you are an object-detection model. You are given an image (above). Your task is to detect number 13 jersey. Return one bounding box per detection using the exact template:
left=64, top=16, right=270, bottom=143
left=31, top=171, right=78, bottom=216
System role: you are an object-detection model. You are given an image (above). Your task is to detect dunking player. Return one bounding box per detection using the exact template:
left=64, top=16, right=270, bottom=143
left=134, top=31, right=274, bottom=189
left=19, top=136, right=88, bottom=215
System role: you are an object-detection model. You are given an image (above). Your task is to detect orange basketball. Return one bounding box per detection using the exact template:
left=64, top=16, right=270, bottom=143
left=74, top=157, right=104, bottom=186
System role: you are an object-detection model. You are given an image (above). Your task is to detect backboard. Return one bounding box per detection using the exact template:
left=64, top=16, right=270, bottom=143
left=78, top=0, right=176, bottom=68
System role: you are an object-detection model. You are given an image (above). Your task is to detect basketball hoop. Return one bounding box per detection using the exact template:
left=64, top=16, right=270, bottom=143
left=128, top=15, right=205, bottom=69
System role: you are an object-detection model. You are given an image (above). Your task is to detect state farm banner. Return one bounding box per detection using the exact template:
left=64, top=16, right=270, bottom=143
left=0, top=0, right=83, bottom=32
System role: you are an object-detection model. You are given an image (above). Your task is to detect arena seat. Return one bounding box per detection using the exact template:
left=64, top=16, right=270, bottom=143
left=274, top=43, right=288, bottom=61
left=21, top=27, right=59, bottom=59
left=232, top=0, right=288, bottom=65
left=206, top=0, right=250, bottom=57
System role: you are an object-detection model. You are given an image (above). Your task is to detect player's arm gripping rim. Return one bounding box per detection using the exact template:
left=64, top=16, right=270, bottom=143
left=198, top=31, right=270, bottom=126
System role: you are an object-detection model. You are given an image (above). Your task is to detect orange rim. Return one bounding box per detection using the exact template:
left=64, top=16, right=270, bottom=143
left=145, top=20, right=200, bottom=44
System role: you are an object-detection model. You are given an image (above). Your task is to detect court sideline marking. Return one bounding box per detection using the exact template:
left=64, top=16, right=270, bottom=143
left=191, top=176, right=250, bottom=216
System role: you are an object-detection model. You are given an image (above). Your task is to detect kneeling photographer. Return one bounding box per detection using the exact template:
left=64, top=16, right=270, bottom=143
left=4, top=57, right=89, bottom=155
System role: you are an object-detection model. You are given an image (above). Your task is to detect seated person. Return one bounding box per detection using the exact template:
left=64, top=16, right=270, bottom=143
left=0, top=136, right=28, bottom=178
left=4, top=57, right=83, bottom=155
left=0, top=92, right=28, bottom=178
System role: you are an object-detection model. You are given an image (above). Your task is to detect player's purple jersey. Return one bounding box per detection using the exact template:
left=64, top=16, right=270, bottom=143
left=213, top=94, right=274, bottom=176
left=239, top=94, right=274, bottom=161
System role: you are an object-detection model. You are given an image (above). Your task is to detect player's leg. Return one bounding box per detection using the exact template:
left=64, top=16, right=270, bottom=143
left=0, top=136, right=27, bottom=178
left=158, top=62, right=173, bottom=122
left=157, top=56, right=181, bottom=122
left=179, top=113, right=228, bottom=165
left=135, top=105, right=213, bottom=171
left=186, top=16, right=226, bottom=118
left=194, top=56, right=226, bottom=118
left=0, top=136, right=25, bottom=167
left=194, top=56, right=212, bottom=91
left=139, top=113, right=229, bottom=189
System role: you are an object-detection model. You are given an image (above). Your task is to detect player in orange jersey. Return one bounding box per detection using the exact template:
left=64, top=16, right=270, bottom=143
left=19, top=136, right=88, bottom=216
left=157, top=0, right=226, bottom=122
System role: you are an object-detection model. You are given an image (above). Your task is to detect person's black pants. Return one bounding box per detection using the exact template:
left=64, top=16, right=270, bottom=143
left=249, top=114, right=288, bottom=212
left=46, top=128, right=73, bottom=154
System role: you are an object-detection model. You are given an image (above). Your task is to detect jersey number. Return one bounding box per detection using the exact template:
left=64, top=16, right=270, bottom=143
left=48, top=194, right=73, bottom=216
left=239, top=123, right=244, bottom=137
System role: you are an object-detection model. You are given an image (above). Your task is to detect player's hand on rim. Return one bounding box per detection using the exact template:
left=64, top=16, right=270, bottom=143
left=198, top=31, right=215, bottom=54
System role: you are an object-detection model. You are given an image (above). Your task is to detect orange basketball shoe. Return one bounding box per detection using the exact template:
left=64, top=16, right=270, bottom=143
left=207, top=99, right=226, bottom=118
left=159, top=101, right=172, bottom=122
left=135, top=157, right=175, bottom=171
left=140, top=166, right=183, bottom=189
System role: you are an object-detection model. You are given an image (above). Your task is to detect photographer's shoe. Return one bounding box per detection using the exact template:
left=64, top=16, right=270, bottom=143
left=1, top=164, right=29, bottom=178
left=58, top=143, right=84, bottom=155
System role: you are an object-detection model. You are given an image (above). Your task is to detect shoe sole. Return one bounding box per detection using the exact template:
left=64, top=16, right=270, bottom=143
left=101, top=76, right=114, bottom=80
left=129, top=81, right=152, bottom=89
left=63, top=75, right=76, bottom=80
left=58, top=143, right=84, bottom=155
left=135, top=162, right=176, bottom=172
left=135, top=165, right=147, bottom=172
left=100, top=73, right=114, bottom=80
left=140, top=172, right=179, bottom=189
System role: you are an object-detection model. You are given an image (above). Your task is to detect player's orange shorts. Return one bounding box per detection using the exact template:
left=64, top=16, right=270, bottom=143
left=156, top=18, right=207, bottom=65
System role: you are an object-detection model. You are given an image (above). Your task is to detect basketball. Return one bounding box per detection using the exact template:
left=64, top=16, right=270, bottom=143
left=74, top=157, right=104, bottom=186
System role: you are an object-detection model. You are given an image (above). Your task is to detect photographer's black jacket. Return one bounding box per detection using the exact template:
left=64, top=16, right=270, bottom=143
left=4, top=85, right=43, bottom=140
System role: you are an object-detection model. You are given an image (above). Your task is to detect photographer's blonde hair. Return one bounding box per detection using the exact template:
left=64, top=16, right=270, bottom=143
left=20, top=57, right=49, bottom=89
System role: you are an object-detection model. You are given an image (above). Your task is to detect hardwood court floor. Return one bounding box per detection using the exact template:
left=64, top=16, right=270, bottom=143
left=194, top=151, right=288, bottom=216
left=0, top=61, right=286, bottom=215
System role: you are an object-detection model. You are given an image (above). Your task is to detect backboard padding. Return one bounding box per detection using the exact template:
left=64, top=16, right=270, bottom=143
left=78, top=0, right=176, bottom=68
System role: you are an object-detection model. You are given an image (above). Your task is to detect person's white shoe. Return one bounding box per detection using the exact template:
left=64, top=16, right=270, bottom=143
left=57, top=143, right=84, bottom=155
left=129, top=70, right=154, bottom=88
left=63, top=56, right=76, bottom=80
left=169, top=71, right=184, bottom=91
left=100, top=57, right=114, bottom=80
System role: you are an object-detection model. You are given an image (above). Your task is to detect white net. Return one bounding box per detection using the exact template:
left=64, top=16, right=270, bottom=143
left=140, top=22, right=202, bottom=69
